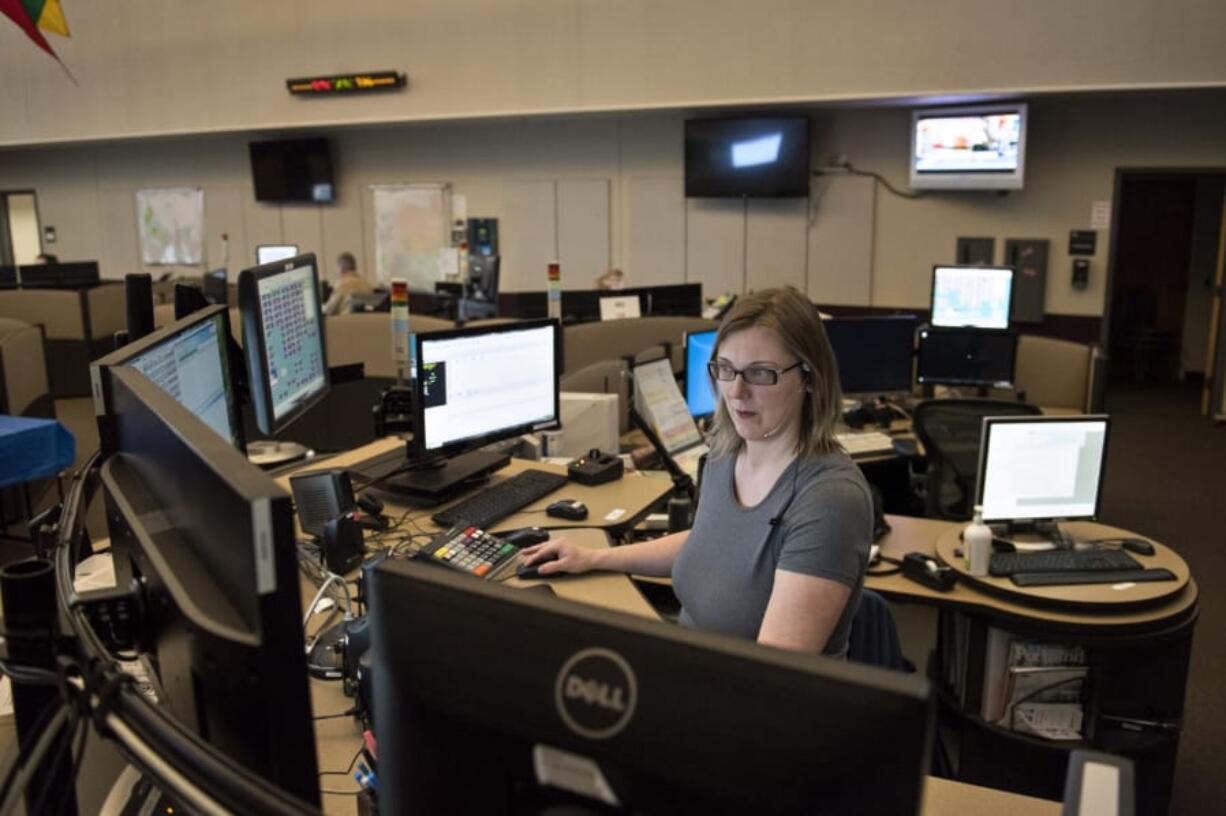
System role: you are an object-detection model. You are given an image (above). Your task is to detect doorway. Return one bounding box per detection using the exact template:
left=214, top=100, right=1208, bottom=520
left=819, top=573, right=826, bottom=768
left=1103, top=169, right=1226, bottom=415
left=0, top=190, right=43, bottom=266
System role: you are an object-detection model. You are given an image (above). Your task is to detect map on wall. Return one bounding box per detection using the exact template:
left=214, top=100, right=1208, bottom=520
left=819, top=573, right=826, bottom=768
left=372, top=184, right=451, bottom=290
left=135, top=188, right=205, bottom=265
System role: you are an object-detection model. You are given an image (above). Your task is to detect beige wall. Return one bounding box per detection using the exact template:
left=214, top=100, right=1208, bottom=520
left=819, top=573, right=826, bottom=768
left=1, top=92, right=1224, bottom=317
left=0, top=1, right=1224, bottom=147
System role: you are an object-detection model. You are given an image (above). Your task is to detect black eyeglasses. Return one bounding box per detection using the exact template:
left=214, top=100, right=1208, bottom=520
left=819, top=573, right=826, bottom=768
left=707, top=360, right=806, bottom=386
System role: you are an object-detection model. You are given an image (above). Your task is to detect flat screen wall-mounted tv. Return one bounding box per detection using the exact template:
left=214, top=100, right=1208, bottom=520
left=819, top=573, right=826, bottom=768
left=910, top=103, right=1027, bottom=191
left=249, top=138, right=335, bottom=203
left=685, top=116, right=811, bottom=198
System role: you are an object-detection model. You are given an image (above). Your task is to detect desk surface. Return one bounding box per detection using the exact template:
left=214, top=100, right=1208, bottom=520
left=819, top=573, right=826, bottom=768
left=869, top=515, right=1198, bottom=633
left=291, top=437, right=672, bottom=536
left=304, top=523, right=1057, bottom=815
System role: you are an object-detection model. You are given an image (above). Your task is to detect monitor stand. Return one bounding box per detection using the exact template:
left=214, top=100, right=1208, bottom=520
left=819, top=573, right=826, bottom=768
left=990, top=519, right=1069, bottom=550
left=352, top=446, right=511, bottom=505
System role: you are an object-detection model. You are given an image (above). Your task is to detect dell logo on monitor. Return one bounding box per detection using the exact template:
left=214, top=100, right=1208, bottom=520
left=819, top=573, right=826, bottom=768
left=555, top=647, right=638, bottom=740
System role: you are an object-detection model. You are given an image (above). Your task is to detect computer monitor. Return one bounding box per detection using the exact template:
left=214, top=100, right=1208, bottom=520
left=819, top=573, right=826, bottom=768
left=97, top=364, right=319, bottom=805
left=916, top=327, right=1018, bottom=389
left=16, top=260, right=101, bottom=288
left=124, top=272, right=155, bottom=342
left=238, top=254, right=330, bottom=436
left=203, top=267, right=228, bottom=305
left=684, top=328, right=718, bottom=418
left=92, top=304, right=245, bottom=451
left=370, top=559, right=933, bottom=814
left=976, top=415, right=1110, bottom=527
left=255, top=244, right=299, bottom=266
left=824, top=315, right=918, bottom=396
left=930, top=265, right=1015, bottom=330
left=416, top=319, right=559, bottom=456
left=352, top=319, right=561, bottom=500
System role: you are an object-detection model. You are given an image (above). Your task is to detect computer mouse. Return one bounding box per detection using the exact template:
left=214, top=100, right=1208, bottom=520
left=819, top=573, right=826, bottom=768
left=502, top=527, right=550, bottom=548
left=517, top=553, right=561, bottom=580
left=546, top=499, right=589, bottom=521
left=1119, top=538, right=1155, bottom=557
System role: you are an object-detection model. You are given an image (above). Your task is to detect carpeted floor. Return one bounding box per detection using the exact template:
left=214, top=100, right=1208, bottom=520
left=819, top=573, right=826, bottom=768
left=1098, top=382, right=1226, bottom=816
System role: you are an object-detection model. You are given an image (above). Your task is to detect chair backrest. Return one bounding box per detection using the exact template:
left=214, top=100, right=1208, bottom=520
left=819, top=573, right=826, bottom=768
left=560, top=358, right=631, bottom=434
left=561, top=316, right=717, bottom=375
left=846, top=589, right=912, bottom=671
left=325, top=312, right=453, bottom=378
left=1008, top=334, right=1094, bottom=411
left=911, top=398, right=1043, bottom=520
left=0, top=319, right=51, bottom=417
left=0, top=289, right=86, bottom=340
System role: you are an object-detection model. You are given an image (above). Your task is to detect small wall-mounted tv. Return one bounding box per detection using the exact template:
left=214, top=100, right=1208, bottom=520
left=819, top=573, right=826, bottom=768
left=249, top=138, right=335, bottom=203
left=685, top=117, right=811, bottom=198
left=910, top=103, right=1027, bottom=191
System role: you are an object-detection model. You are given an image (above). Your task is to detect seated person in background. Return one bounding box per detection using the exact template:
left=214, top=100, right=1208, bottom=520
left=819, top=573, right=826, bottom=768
left=521, top=286, right=872, bottom=657
left=35, top=252, right=59, bottom=264
left=594, top=267, right=626, bottom=290
left=322, top=251, right=374, bottom=315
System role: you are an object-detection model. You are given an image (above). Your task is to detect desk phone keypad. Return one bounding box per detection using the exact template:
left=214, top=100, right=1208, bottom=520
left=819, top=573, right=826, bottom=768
left=421, top=524, right=518, bottom=579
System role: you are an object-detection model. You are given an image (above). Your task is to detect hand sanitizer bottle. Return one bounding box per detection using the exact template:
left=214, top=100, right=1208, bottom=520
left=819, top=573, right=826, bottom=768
left=965, top=505, right=992, bottom=577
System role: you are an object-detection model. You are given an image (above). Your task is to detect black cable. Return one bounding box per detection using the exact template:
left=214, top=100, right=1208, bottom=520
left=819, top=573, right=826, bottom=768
left=318, top=740, right=365, bottom=778
left=28, top=701, right=84, bottom=816
left=0, top=692, right=64, bottom=807
left=58, top=710, right=90, bottom=816
left=814, top=165, right=928, bottom=200
left=313, top=708, right=359, bottom=721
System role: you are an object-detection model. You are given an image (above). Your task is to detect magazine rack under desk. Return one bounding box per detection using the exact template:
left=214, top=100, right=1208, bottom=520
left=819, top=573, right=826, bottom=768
left=867, top=515, right=1197, bottom=814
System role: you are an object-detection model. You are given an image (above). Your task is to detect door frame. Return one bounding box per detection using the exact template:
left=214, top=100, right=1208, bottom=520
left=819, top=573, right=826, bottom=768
left=0, top=189, right=44, bottom=266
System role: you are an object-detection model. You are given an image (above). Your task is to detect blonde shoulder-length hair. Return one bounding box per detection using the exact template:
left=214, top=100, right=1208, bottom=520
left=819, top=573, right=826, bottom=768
left=707, top=286, right=843, bottom=458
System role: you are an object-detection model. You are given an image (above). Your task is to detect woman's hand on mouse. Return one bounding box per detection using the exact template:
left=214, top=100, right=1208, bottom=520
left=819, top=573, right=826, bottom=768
left=518, top=538, right=602, bottom=575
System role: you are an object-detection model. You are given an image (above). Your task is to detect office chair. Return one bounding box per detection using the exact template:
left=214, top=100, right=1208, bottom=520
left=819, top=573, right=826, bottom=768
left=909, top=398, right=1042, bottom=520
left=846, top=589, right=912, bottom=672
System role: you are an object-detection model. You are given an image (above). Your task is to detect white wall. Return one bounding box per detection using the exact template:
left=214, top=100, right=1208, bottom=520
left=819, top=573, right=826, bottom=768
left=1, top=1, right=1224, bottom=147
left=2, top=93, right=1225, bottom=316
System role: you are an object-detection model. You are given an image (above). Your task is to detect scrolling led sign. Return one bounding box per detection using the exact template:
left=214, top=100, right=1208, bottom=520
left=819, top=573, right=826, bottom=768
left=287, top=71, right=406, bottom=96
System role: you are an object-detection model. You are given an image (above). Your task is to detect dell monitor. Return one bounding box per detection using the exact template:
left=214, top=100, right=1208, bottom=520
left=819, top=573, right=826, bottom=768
left=238, top=254, right=329, bottom=436
left=910, top=103, right=1027, bottom=191
left=976, top=415, right=1110, bottom=533
left=92, top=304, right=245, bottom=452
left=256, top=244, right=299, bottom=266
left=916, top=327, right=1018, bottom=389
left=352, top=319, right=561, bottom=500
left=930, top=265, right=1015, bottom=330
left=97, top=364, right=319, bottom=805
left=684, top=328, right=718, bottom=418
left=824, top=315, right=918, bottom=396
left=203, top=267, right=228, bottom=305
left=370, top=558, right=933, bottom=813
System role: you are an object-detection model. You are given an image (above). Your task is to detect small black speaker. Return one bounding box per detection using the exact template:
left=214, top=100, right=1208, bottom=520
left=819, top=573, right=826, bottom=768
left=290, top=469, right=356, bottom=539
left=322, top=514, right=365, bottom=575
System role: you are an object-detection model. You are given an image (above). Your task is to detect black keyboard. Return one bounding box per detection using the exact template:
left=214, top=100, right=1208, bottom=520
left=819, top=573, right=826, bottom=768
left=990, top=548, right=1141, bottom=577
left=1011, top=568, right=1176, bottom=587
left=432, top=469, right=569, bottom=529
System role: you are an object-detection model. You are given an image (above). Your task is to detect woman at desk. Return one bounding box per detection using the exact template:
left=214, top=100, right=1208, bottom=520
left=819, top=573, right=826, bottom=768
left=521, top=287, right=872, bottom=656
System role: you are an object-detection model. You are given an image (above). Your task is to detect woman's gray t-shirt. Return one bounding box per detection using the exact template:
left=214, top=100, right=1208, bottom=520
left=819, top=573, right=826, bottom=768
left=671, top=450, right=872, bottom=656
